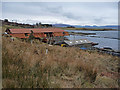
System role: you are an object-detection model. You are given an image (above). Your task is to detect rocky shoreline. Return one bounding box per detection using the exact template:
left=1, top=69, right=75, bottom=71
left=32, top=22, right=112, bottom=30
left=69, top=32, right=96, bottom=35
left=61, top=27, right=117, bottom=31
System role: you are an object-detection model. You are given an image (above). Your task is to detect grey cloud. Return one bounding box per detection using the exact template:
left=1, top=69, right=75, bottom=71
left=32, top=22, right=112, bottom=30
left=2, top=2, right=118, bottom=25
left=44, top=6, right=63, bottom=14
left=62, top=12, right=81, bottom=20
left=93, top=17, right=105, bottom=24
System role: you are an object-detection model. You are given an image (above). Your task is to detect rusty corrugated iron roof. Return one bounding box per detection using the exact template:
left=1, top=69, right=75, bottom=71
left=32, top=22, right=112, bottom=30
left=9, top=34, right=28, bottom=38
left=9, top=33, right=47, bottom=38
left=10, top=28, right=65, bottom=34
left=8, top=28, right=69, bottom=38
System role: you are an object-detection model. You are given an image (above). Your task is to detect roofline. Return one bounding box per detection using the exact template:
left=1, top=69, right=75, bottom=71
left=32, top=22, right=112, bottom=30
left=8, top=28, right=67, bottom=34
left=9, top=27, right=61, bottom=30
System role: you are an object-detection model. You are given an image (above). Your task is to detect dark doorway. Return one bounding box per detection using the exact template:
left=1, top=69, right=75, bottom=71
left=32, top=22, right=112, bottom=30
left=44, top=32, right=53, bottom=37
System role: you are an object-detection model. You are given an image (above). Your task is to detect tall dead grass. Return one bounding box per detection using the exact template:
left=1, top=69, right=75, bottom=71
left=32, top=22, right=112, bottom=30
left=2, top=37, right=119, bottom=88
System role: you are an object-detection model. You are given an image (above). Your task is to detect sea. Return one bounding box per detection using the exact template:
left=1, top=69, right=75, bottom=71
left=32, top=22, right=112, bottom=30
left=65, top=30, right=120, bottom=52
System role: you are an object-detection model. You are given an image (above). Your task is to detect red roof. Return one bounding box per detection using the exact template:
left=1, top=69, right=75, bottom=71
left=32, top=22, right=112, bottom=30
left=10, top=28, right=65, bottom=34
left=9, top=33, right=46, bottom=38
left=8, top=28, right=69, bottom=38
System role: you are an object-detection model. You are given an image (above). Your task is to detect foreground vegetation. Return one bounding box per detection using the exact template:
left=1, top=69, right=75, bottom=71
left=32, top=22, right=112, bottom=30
left=2, top=36, right=119, bottom=88
left=61, top=27, right=117, bottom=31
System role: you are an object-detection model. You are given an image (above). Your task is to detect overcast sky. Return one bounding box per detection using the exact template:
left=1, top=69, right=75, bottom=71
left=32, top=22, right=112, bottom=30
left=2, top=2, right=118, bottom=26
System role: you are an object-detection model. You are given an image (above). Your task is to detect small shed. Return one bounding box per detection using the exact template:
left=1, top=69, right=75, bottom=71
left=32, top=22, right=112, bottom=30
left=64, top=39, right=97, bottom=49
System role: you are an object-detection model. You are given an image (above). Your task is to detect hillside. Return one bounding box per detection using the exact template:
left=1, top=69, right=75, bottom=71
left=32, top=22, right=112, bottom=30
left=2, top=25, right=119, bottom=88
left=52, top=23, right=118, bottom=30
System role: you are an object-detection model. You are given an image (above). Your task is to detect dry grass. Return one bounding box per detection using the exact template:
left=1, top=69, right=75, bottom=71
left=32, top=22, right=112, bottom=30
left=2, top=36, right=119, bottom=88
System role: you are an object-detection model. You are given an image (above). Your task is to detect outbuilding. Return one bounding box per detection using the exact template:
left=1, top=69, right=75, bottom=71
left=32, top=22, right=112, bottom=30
left=64, top=39, right=98, bottom=49
left=5, top=28, right=69, bottom=44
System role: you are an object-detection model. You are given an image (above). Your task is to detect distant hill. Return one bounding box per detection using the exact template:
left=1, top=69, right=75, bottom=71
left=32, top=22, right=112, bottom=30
left=100, top=25, right=118, bottom=29
left=52, top=24, right=118, bottom=29
left=52, top=24, right=74, bottom=27
left=74, top=25, right=118, bottom=29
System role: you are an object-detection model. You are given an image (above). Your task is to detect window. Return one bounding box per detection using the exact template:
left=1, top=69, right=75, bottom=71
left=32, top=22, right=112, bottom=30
left=25, top=33, right=28, bottom=36
left=76, top=41, right=78, bottom=43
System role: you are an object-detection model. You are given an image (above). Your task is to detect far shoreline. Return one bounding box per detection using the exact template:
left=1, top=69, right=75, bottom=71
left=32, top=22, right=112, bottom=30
left=60, top=27, right=117, bottom=31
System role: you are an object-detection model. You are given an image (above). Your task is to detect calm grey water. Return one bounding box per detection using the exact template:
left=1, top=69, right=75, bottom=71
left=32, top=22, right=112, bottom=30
left=65, top=30, right=119, bottom=51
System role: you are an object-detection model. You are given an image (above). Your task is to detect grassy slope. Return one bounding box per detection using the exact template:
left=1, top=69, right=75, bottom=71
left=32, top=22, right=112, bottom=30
left=2, top=25, right=24, bottom=33
left=2, top=25, right=119, bottom=88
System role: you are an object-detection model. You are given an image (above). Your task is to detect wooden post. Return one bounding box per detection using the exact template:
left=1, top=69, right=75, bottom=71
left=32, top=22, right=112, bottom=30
left=46, top=48, right=48, bottom=54
left=31, top=40, right=33, bottom=44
